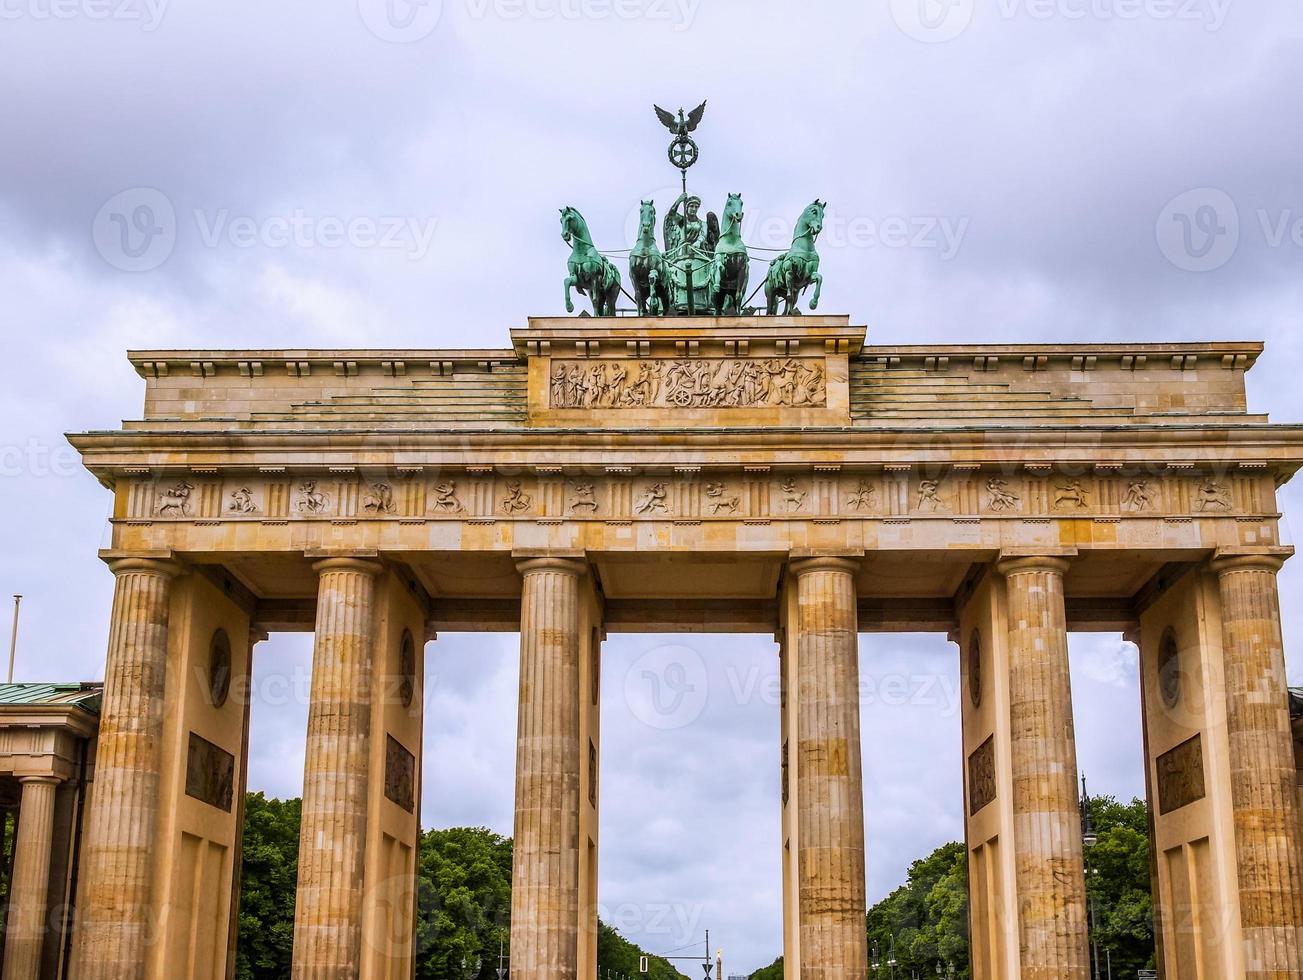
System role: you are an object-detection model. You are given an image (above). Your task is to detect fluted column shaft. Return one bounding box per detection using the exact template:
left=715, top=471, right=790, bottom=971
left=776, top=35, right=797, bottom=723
left=291, top=558, right=383, bottom=980
left=73, top=557, right=178, bottom=980
left=997, top=556, right=1089, bottom=980
left=792, top=557, right=867, bottom=980
left=4, top=776, right=61, bottom=980
left=1211, top=555, right=1303, bottom=975
left=510, top=558, right=584, bottom=980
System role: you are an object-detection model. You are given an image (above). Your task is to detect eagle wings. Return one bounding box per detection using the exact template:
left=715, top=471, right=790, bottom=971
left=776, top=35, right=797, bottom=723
left=654, top=101, right=707, bottom=137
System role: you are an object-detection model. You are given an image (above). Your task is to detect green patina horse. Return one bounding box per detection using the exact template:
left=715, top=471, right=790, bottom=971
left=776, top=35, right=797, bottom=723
left=561, top=206, right=621, bottom=317
left=709, top=192, right=749, bottom=316
left=629, top=200, right=671, bottom=317
left=765, top=200, right=826, bottom=316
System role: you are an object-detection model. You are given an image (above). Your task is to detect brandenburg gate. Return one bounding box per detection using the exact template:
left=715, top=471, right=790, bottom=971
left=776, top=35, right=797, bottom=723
left=59, top=313, right=1303, bottom=980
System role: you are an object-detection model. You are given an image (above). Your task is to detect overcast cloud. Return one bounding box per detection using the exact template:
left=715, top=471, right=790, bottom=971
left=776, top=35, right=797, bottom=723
left=2, top=0, right=1302, bottom=973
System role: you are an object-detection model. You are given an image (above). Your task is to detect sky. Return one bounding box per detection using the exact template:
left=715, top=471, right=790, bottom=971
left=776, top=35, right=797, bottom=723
left=2, top=0, right=1303, bottom=973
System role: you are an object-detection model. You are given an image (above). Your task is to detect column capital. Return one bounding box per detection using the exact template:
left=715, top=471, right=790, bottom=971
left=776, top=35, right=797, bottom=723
left=310, top=556, right=385, bottom=577
left=516, top=556, right=588, bottom=577
left=101, top=554, right=182, bottom=579
left=1210, top=547, right=1292, bottom=576
left=789, top=555, right=861, bottom=577
left=996, top=554, right=1072, bottom=577
left=17, top=775, right=61, bottom=787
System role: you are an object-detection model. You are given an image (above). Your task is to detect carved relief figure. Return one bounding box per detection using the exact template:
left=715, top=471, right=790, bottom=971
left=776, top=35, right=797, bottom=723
left=501, top=481, right=533, bottom=514
left=363, top=483, right=396, bottom=514
left=297, top=481, right=329, bottom=514
left=432, top=481, right=464, bottom=513
left=634, top=483, right=669, bottom=515
left=569, top=482, right=598, bottom=513
left=705, top=482, right=740, bottom=515
left=847, top=480, right=876, bottom=511
left=550, top=357, right=826, bottom=410
left=1195, top=481, right=1232, bottom=512
left=1054, top=480, right=1090, bottom=509
left=986, top=478, right=1020, bottom=512
left=228, top=487, right=257, bottom=514
left=1124, top=480, right=1155, bottom=511
left=780, top=478, right=807, bottom=512
left=917, top=479, right=945, bottom=512
left=156, top=481, right=195, bottom=517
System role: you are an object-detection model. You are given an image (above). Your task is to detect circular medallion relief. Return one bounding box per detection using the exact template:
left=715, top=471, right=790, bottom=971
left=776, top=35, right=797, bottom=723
left=1158, top=630, right=1181, bottom=710
left=399, top=630, right=416, bottom=708
left=968, top=631, right=982, bottom=709
left=208, top=629, right=232, bottom=708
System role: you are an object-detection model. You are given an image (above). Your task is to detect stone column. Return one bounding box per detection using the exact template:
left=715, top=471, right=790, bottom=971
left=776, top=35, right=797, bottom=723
left=1210, top=554, right=1303, bottom=975
left=510, top=558, right=585, bottom=980
left=996, top=556, right=1089, bottom=980
left=791, top=557, right=868, bottom=979
left=292, top=558, right=382, bottom=980
left=73, top=556, right=178, bottom=980
left=3, top=776, right=61, bottom=980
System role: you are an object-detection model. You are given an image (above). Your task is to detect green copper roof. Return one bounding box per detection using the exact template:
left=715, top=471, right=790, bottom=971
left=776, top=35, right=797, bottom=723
left=0, top=683, right=102, bottom=715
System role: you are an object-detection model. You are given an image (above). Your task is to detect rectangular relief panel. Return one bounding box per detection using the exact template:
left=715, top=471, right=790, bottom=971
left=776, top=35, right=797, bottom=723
left=385, top=734, right=416, bottom=813
left=185, top=732, right=235, bottom=813
left=969, top=736, right=997, bottom=816
left=548, top=357, right=827, bottom=409
left=1157, top=734, right=1206, bottom=815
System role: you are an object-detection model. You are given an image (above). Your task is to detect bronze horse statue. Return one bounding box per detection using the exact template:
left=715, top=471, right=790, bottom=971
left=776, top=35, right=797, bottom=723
left=561, top=206, right=621, bottom=316
left=765, top=200, right=826, bottom=316
left=629, top=200, right=671, bottom=316
left=709, top=192, right=749, bottom=316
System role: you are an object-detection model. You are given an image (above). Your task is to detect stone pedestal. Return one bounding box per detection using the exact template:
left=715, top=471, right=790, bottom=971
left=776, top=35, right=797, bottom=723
left=73, top=556, right=178, bottom=980
left=996, top=556, right=1089, bottom=980
left=3, top=776, right=61, bottom=980
left=791, top=557, right=868, bottom=979
left=1211, top=554, right=1303, bottom=975
left=510, top=558, right=585, bottom=980
left=291, top=558, right=383, bottom=980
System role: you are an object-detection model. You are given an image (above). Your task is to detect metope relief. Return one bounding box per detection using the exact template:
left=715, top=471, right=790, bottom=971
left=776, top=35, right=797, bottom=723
left=297, top=480, right=330, bottom=515
left=363, top=483, right=396, bottom=515
left=156, top=481, right=195, bottom=517
left=985, top=478, right=1020, bottom=512
left=549, top=357, right=827, bottom=409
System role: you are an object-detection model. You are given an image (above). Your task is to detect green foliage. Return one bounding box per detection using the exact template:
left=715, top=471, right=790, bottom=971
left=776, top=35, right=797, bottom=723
left=235, top=793, right=301, bottom=980
left=1083, top=796, right=1157, bottom=975
left=748, top=955, right=783, bottom=979
left=596, top=921, right=688, bottom=980
left=414, top=826, right=513, bottom=980
left=866, top=841, right=969, bottom=979
left=233, top=794, right=684, bottom=980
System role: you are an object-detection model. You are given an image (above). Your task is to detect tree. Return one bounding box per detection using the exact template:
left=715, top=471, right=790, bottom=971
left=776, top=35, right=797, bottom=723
left=414, top=826, right=513, bottom=980
left=235, top=793, right=301, bottom=980
left=1083, top=796, right=1156, bottom=976
left=596, top=921, right=689, bottom=980
left=866, top=841, right=969, bottom=978
left=234, top=794, right=683, bottom=980
left=748, top=955, right=783, bottom=979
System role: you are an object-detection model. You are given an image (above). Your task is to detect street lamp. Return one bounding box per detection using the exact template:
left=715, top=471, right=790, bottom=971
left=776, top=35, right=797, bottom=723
left=871, top=941, right=880, bottom=974
left=1081, top=775, right=1101, bottom=980
left=887, top=938, right=897, bottom=980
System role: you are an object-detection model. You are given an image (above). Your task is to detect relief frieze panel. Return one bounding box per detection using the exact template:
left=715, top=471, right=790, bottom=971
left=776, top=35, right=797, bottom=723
left=549, top=357, right=827, bottom=409
left=125, top=470, right=1272, bottom=526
